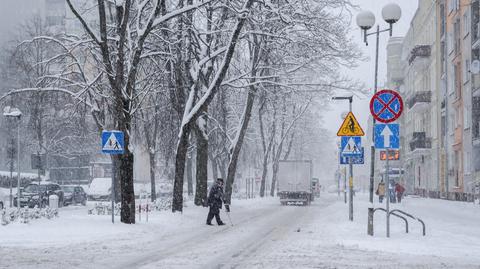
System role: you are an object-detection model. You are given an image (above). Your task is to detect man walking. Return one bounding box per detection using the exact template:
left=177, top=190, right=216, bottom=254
left=206, top=178, right=226, bottom=226
left=376, top=179, right=386, bottom=203
left=395, top=182, right=405, bottom=203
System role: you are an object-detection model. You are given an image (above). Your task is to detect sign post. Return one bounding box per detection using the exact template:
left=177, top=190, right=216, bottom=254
left=335, top=96, right=364, bottom=221
left=101, top=130, right=125, bottom=224
left=368, top=89, right=403, bottom=237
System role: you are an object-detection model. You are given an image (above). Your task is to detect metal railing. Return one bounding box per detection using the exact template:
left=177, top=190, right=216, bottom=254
left=369, top=207, right=426, bottom=237
left=407, top=91, right=431, bottom=109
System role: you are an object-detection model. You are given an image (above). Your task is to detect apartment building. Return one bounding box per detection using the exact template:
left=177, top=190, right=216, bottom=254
left=384, top=0, right=478, bottom=201
left=471, top=0, right=480, bottom=195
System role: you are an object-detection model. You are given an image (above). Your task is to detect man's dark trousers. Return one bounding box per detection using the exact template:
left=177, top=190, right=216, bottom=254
left=207, top=206, right=222, bottom=224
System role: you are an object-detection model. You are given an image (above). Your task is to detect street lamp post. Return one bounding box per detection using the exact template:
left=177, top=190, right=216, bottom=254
left=332, top=96, right=354, bottom=221
left=356, top=4, right=401, bottom=204
left=3, top=106, right=22, bottom=210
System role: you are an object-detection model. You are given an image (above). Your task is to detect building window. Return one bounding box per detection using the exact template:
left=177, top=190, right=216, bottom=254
left=441, top=4, right=446, bottom=37
left=454, top=19, right=461, bottom=54
left=449, top=0, right=454, bottom=14
left=465, top=103, right=471, bottom=128
left=465, top=151, right=471, bottom=175
left=454, top=63, right=462, bottom=98
left=464, top=59, right=470, bottom=83
left=464, top=11, right=470, bottom=37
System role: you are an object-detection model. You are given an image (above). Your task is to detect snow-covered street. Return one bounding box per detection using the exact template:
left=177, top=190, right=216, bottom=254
left=1, top=194, right=480, bottom=269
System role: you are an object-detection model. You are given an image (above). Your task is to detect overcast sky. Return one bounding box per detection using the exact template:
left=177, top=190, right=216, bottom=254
left=323, top=0, right=419, bottom=135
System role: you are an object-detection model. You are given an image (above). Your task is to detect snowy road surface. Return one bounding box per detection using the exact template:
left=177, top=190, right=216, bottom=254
left=1, top=194, right=480, bottom=268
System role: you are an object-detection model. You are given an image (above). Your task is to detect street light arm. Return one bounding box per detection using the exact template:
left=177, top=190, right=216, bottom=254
left=365, top=27, right=391, bottom=37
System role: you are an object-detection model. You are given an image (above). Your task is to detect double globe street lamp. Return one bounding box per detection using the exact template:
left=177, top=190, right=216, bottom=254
left=355, top=3, right=401, bottom=204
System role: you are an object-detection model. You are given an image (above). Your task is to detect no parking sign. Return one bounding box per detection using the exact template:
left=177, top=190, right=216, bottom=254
left=370, top=89, right=403, bottom=123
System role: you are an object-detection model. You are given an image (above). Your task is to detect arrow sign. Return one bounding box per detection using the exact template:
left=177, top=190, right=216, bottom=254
left=374, top=124, right=399, bottom=149
left=381, top=125, right=393, bottom=148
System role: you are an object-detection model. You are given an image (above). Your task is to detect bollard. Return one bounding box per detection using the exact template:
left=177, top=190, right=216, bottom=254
left=49, top=194, right=59, bottom=209
left=368, top=207, right=374, bottom=236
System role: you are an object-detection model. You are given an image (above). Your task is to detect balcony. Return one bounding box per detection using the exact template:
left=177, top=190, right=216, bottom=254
left=409, top=132, right=432, bottom=155
left=407, top=91, right=431, bottom=113
left=472, top=1, right=480, bottom=48
left=408, top=45, right=431, bottom=70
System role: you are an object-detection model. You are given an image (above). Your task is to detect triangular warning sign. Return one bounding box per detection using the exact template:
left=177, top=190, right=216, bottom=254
left=103, top=133, right=123, bottom=151
left=336, top=112, right=365, bottom=136
left=342, top=137, right=361, bottom=154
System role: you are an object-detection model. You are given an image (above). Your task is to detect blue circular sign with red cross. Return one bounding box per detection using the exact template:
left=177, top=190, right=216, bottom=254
left=369, top=89, right=403, bottom=123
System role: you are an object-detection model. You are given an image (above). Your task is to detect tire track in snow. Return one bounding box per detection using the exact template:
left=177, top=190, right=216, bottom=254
left=112, top=203, right=284, bottom=269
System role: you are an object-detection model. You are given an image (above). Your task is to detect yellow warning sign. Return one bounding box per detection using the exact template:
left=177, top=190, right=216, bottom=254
left=336, top=112, right=365, bottom=136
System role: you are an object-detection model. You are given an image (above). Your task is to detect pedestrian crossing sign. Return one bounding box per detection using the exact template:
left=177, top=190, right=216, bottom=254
left=336, top=112, right=365, bottom=136
left=340, top=136, right=362, bottom=157
left=102, top=130, right=125, bottom=154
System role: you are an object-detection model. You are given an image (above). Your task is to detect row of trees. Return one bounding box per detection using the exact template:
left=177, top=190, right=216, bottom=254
left=0, top=0, right=360, bottom=223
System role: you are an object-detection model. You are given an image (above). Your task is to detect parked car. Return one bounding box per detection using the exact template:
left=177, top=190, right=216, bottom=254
left=87, top=178, right=111, bottom=201
left=62, top=185, right=87, bottom=206
left=13, top=182, right=64, bottom=208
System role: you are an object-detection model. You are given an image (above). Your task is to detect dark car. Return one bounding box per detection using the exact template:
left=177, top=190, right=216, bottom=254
left=62, top=185, right=87, bottom=206
left=14, top=183, right=64, bottom=208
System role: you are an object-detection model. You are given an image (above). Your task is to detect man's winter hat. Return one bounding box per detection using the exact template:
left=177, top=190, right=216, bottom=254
left=217, top=178, right=224, bottom=183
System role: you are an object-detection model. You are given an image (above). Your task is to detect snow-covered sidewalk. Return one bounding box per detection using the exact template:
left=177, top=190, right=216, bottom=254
left=1, top=194, right=479, bottom=268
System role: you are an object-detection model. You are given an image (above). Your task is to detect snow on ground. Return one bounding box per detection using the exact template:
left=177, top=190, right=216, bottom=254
left=0, top=193, right=479, bottom=268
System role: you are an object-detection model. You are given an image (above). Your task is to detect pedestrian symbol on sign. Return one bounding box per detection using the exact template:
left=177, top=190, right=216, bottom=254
left=101, top=131, right=125, bottom=154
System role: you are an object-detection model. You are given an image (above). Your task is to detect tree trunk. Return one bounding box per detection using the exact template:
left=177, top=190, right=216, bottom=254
left=172, top=124, right=191, bottom=212
left=149, top=151, right=157, bottom=202
left=210, top=154, right=218, bottom=179
left=259, top=149, right=269, bottom=197
left=186, top=152, right=193, bottom=196
left=194, top=123, right=208, bottom=206
left=225, top=88, right=256, bottom=204
left=115, top=152, right=135, bottom=224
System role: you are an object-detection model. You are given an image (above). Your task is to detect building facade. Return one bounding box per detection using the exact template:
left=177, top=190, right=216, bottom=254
left=385, top=0, right=479, bottom=201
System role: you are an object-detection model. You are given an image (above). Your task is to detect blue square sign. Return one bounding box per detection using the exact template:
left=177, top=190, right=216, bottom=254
left=102, top=130, right=125, bottom=154
left=340, top=136, right=362, bottom=157
left=374, top=124, right=399, bottom=149
left=339, top=147, right=364, bottom=164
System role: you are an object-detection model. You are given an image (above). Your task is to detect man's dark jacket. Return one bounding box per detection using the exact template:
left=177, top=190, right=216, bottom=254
left=208, top=184, right=224, bottom=210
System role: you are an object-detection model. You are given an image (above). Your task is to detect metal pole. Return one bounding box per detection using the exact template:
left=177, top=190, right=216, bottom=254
left=386, top=149, right=390, bottom=237
left=111, top=161, right=115, bottom=224
left=344, top=167, right=347, bottom=204
left=17, top=121, right=21, bottom=211
left=349, top=157, right=354, bottom=221
left=370, top=25, right=380, bottom=204
left=348, top=98, right=354, bottom=221
left=9, top=155, right=13, bottom=207
left=444, top=26, right=449, bottom=199
left=337, top=170, right=340, bottom=197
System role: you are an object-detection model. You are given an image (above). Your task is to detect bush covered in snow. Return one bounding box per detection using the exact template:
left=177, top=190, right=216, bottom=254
left=1, top=206, right=58, bottom=225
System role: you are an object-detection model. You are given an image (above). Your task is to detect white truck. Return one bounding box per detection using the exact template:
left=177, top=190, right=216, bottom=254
left=277, top=160, right=313, bottom=205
